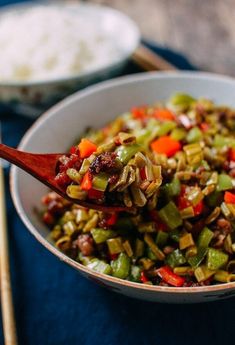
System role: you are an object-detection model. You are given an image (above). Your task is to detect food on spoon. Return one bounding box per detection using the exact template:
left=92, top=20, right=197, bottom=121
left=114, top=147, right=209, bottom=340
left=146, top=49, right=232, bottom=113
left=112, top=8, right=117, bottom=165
left=44, top=93, right=235, bottom=286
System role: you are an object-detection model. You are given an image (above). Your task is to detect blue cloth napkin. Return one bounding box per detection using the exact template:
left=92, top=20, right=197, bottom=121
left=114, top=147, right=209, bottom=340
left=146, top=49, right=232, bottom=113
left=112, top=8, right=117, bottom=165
left=1, top=2, right=235, bottom=345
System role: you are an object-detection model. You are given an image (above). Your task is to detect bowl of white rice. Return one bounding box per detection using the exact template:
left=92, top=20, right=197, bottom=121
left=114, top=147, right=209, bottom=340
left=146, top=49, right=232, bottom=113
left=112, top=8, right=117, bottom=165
left=0, top=1, right=140, bottom=116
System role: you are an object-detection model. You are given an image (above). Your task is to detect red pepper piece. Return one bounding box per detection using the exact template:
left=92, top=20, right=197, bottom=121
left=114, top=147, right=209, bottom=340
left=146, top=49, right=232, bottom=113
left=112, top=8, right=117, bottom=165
left=131, top=106, right=148, bottom=119
left=140, top=271, right=148, bottom=283
left=88, top=188, right=104, bottom=199
left=229, top=148, right=235, bottom=162
left=224, top=191, right=235, bottom=204
left=156, top=266, right=185, bottom=287
left=151, top=136, right=181, bottom=157
left=105, top=213, right=118, bottom=226
left=153, top=108, right=175, bottom=121
left=70, top=146, right=77, bottom=154
left=78, top=138, right=97, bottom=159
left=140, top=167, right=147, bottom=180
left=200, top=122, right=209, bottom=131
left=81, top=171, right=93, bottom=191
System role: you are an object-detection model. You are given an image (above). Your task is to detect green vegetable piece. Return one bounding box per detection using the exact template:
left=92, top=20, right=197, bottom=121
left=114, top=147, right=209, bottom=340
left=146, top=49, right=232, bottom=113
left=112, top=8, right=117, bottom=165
left=91, top=228, right=116, bottom=244
left=87, top=259, right=112, bottom=275
left=169, top=229, right=180, bottom=243
left=194, top=265, right=215, bottom=282
left=134, top=239, right=145, bottom=258
left=206, top=248, right=228, bottom=271
left=158, top=201, right=183, bottom=229
left=155, top=121, right=176, bottom=137
left=168, top=93, right=195, bottom=111
left=213, top=134, right=235, bottom=148
left=170, top=128, right=186, bottom=141
left=147, top=247, right=157, bottom=260
left=166, top=249, right=186, bottom=268
left=197, top=227, right=214, bottom=248
left=186, top=127, right=202, bottom=143
left=129, top=265, right=141, bottom=282
left=206, top=191, right=223, bottom=207
left=217, top=174, right=233, bottom=191
left=111, top=253, right=131, bottom=279
left=92, top=173, right=109, bottom=191
left=163, top=178, right=181, bottom=198
left=116, top=144, right=140, bottom=164
left=156, top=231, right=169, bottom=247
left=188, top=247, right=208, bottom=268
left=107, top=237, right=123, bottom=254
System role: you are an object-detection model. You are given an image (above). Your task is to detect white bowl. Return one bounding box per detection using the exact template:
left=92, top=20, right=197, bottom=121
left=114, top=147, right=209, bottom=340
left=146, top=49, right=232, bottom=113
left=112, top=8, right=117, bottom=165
left=11, top=71, right=235, bottom=303
left=0, top=1, right=140, bottom=117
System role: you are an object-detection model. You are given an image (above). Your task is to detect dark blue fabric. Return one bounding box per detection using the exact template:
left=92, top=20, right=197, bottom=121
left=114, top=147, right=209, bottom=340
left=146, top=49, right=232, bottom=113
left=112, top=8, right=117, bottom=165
left=1, top=2, right=235, bottom=345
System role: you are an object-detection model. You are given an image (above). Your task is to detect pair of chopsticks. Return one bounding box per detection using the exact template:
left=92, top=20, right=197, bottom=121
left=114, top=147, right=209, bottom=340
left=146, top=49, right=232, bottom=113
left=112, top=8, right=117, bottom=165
left=0, top=45, right=175, bottom=345
left=0, top=124, right=18, bottom=345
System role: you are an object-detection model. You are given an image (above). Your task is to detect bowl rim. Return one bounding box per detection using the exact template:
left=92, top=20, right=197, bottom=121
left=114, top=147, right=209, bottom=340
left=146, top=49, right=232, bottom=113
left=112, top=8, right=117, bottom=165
left=0, top=0, right=140, bottom=87
left=10, top=70, right=235, bottom=295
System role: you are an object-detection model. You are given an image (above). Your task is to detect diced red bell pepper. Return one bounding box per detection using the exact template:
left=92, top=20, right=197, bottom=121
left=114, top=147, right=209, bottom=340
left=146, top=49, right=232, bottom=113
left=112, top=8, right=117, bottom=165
left=200, top=122, right=209, bottom=131
left=88, top=188, right=104, bottom=199
left=153, top=108, right=175, bottom=121
left=193, top=200, right=204, bottom=216
left=156, top=266, right=185, bottom=287
left=131, top=106, right=148, bottom=119
left=109, top=253, right=118, bottom=261
left=140, top=271, right=149, bottom=283
left=69, top=146, right=77, bottom=154
left=151, top=136, right=181, bottom=157
left=224, top=191, right=235, bottom=204
left=177, top=185, right=204, bottom=216
left=140, top=167, right=147, bottom=180
left=229, top=148, right=235, bottom=162
left=81, top=171, right=93, bottom=191
left=105, top=213, right=118, bottom=226
left=78, top=138, right=97, bottom=159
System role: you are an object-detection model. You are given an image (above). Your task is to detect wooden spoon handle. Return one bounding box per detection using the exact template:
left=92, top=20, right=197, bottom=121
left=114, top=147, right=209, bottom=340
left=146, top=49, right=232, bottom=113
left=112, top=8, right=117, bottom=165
left=132, top=44, right=177, bottom=71
left=0, top=166, right=18, bottom=345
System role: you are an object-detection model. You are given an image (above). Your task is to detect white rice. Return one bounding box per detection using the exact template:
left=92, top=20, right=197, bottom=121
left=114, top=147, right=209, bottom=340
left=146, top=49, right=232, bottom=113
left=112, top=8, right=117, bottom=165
left=0, top=4, right=122, bottom=82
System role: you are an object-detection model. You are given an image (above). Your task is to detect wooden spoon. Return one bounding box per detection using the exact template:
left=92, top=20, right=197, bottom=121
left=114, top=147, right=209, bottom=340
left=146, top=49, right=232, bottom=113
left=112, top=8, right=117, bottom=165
left=0, top=143, right=128, bottom=212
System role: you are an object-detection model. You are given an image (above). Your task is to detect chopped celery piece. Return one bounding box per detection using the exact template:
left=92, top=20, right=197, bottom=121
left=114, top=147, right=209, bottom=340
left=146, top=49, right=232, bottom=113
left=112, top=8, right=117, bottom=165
left=186, top=127, right=202, bottom=143
left=170, top=128, right=186, bottom=141
left=134, top=239, right=145, bottom=258
left=155, top=121, right=176, bottom=137
left=163, top=178, right=181, bottom=198
left=91, top=228, right=116, bottom=244
left=111, top=253, right=130, bottom=279
left=156, top=231, right=169, bottom=247
left=87, top=259, right=112, bottom=275
left=116, top=144, right=140, bottom=164
left=107, top=237, right=123, bottom=254
left=213, top=134, right=235, bottom=148
left=179, top=233, right=194, bottom=250
left=166, top=249, right=186, bottom=268
left=168, top=93, right=195, bottom=111
left=206, top=191, right=223, bottom=207
left=158, top=201, right=183, bottom=229
left=206, top=248, right=228, bottom=270
left=147, top=247, right=158, bottom=260
left=194, top=265, right=215, bottom=282
left=92, top=173, right=109, bottom=191
left=129, top=265, right=141, bottom=282
left=197, top=227, right=213, bottom=248
left=144, top=233, right=165, bottom=260
left=188, top=247, right=208, bottom=268
left=169, top=229, right=180, bottom=242
left=217, top=174, right=233, bottom=191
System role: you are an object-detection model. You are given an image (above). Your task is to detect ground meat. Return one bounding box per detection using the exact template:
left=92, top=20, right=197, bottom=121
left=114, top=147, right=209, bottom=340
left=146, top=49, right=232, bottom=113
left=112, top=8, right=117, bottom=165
left=89, top=152, right=121, bottom=174
left=216, top=218, right=232, bottom=234
left=77, top=234, right=94, bottom=256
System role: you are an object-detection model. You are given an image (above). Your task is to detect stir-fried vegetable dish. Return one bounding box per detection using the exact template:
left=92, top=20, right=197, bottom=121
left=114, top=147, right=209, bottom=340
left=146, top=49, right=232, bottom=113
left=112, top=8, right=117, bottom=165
left=42, top=93, right=235, bottom=287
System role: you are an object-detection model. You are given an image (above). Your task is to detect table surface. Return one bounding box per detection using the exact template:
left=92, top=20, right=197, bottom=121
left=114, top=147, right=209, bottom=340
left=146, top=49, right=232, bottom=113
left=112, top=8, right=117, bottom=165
left=89, top=0, right=235, bottom=76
